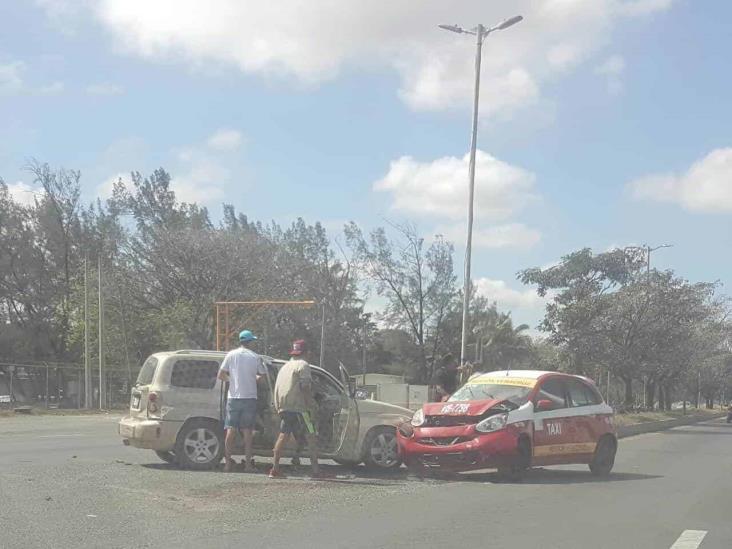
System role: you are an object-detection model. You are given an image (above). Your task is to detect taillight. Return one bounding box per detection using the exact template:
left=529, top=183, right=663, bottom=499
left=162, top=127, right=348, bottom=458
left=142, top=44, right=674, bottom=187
left=147, top=392, right=160, bottom=414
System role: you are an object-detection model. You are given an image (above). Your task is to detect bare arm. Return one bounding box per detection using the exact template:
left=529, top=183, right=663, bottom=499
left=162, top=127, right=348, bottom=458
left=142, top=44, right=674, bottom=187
left=218, top=370, right=230, bottom=382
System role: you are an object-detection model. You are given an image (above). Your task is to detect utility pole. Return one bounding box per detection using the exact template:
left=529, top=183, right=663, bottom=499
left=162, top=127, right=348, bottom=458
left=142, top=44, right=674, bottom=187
left=98, top=255, right=105, bottom=410
left=458, top=23, right=484, bottom=371
left=84, top=255, right=91, bottom=408
left=438, top=15, right=523, bottom=369
left=643, top=243, right=673, bottom=279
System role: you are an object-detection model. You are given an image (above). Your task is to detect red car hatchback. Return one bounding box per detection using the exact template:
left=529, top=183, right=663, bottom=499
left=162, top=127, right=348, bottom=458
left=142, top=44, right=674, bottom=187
left=397, top=370, right=616, bottom=478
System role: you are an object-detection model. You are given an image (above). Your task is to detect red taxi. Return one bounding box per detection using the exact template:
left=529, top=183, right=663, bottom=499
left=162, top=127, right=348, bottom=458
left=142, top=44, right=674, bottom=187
left=397, top=370, right=616, bottom=478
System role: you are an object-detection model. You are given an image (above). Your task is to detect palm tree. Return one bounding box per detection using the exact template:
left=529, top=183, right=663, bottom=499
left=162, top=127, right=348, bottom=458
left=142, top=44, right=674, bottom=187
left=473, top=304, right=533, bottom=372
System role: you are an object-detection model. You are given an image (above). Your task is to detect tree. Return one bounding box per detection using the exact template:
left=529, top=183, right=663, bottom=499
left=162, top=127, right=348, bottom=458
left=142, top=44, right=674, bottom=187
left=519, top=247, right=725, bottom=407
left=345, top=222, right=457, bottom=383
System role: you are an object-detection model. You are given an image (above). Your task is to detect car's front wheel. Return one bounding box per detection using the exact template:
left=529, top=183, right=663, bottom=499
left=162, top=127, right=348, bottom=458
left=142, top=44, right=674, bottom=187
left=174, top=419, right=224, bottom=470
left=362, top=427, right=401, bottom=471
left=497, top=436, right=532, bottom=481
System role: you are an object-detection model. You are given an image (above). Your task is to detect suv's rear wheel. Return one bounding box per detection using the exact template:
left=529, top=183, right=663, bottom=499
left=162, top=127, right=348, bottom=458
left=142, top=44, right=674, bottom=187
left=363, top=427, right=401, bottom=471
left=155, top=450, right=176, bottom=464
left=174, top=419, right=224, bottom=470
left=589, top=435, right=616, bottom=476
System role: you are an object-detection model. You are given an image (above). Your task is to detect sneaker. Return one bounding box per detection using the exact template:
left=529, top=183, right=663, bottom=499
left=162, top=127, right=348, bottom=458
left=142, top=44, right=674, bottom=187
left=268, top=468, right=287, bottom=479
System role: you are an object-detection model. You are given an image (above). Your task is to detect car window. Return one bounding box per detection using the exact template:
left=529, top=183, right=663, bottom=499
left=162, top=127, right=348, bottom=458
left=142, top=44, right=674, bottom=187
left=170, top=359, right=220, bottom=389
left=567, top=379, right=594, bottom=407
left=136, top=356, right=158, bottom=385
left=536, top=378, right=567, bottom=409
left=312, top=370, right=343, bottom=403
left=581, top=380, right=603, bottom=405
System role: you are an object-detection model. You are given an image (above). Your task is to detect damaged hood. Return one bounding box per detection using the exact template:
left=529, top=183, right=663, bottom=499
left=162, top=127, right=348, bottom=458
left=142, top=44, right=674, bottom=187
left=422, top=399, right=506, bottom=417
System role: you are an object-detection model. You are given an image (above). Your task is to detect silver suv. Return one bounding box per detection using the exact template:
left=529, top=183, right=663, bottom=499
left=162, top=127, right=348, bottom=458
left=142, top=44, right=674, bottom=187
left=119, top=350, right=412, bottom=471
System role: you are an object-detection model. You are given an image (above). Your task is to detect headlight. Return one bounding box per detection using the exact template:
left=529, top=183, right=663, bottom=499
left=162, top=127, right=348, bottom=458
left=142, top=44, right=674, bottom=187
left=475, top=413, right=508, bottom=433
left=411, top=408, right=425, bottom=427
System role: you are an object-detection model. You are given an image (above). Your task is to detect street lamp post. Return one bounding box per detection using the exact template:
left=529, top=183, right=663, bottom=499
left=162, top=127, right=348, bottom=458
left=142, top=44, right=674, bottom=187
left=439, top=15, right=523, bottom=368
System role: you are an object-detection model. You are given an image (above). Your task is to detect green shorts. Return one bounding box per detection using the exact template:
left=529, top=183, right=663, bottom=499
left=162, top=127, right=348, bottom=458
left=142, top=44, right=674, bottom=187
left=279, top=411, right=316, bottom=436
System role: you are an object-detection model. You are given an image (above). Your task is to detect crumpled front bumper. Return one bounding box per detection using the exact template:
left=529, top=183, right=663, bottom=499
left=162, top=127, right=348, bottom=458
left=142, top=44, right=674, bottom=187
left=396, top=422, right=520, bottom=471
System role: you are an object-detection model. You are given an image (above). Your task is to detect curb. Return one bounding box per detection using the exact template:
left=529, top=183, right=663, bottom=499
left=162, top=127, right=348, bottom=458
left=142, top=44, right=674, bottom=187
left=617, top=413, right=725, bottom=439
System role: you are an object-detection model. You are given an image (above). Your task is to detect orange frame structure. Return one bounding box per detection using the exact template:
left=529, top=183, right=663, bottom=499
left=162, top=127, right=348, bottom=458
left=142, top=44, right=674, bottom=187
left=215, top=300, right=316, bottom=352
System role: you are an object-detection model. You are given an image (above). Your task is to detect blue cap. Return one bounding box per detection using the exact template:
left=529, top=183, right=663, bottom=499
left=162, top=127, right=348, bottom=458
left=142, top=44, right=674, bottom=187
left=239, top=330, right=258, bottom=342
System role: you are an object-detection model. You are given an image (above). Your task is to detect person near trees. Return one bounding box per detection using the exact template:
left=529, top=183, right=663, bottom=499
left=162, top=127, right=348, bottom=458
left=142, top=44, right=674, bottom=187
left=217, top=330, right=266, bottom=473
left=269, top=339, right=328, bottom=479
left=432, top=353, right=460, bottom=402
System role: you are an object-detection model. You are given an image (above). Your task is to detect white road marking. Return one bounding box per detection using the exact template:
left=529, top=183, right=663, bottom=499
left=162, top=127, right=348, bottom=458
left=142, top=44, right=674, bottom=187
left=37, top=433, right=86, bottom=438
left=670, top=530, right=707, bottom=549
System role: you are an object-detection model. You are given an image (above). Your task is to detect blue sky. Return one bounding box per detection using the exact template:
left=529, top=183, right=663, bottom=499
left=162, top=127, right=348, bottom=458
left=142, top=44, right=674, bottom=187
left=1, top=0, right=730, bottom=332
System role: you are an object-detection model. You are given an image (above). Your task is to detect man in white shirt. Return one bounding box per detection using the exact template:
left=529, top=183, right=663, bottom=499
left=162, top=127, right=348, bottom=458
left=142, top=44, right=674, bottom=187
left=217, top=330, right=266, bottom=472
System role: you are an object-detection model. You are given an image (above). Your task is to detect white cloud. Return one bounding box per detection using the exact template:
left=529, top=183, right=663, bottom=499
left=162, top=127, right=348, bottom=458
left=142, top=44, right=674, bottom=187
left=171, top=149, right=228, bottom=205
left=474, top=277, right=550, bottom=313
left=617, top=0, right=674, bottom=17
left=627, top=147, right=732, bottom=213
left=36, top=81, right=65, bottom=95
left=34, top=0, right=92, bottom=35
left=595, top=54, right=625, bottom=94
left=374, top=150, right=537, bottom=221
left=41, top=0, right=673, bottom=120
left=438, top=222, right=541, bottom=250
left=0, top=61, right=24, bottom=94
left=595, top=55, right=625, bottom=76
left=86, top=82, right=124, bottom=95
left=0, top=60, right=65, bottom=96
left=547, top=43, right=583, bottom=71
left=207, top=129, right=243, bottom=152
left=6, top=181, right=40, bottom=207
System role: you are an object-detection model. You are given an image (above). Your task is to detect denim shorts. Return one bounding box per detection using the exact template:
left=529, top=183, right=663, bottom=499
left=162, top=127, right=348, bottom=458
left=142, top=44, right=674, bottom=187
left=225, top=398, right=257, bottom=430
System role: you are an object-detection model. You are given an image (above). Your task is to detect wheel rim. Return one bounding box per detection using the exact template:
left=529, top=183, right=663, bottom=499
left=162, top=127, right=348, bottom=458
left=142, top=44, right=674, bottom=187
left=183, top=427, right=220, bottom=464
left=369, top=431, right=399, bottom=468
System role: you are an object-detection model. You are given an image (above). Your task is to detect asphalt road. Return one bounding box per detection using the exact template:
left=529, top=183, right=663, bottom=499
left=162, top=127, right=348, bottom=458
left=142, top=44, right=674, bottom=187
left=1, top=414, right=730, bottom=549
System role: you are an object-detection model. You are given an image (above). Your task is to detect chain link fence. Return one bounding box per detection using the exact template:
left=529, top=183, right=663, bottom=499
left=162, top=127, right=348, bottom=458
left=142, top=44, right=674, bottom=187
left=0, top=361, right=135, bottom=410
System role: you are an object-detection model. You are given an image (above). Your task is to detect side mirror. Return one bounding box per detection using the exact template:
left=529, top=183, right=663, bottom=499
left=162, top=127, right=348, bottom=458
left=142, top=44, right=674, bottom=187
left=535, top=399, right=555, bottom=412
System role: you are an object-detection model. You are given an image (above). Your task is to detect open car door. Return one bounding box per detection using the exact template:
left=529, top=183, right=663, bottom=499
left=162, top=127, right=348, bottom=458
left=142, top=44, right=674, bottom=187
left=332, top=362, right=360, bottom=457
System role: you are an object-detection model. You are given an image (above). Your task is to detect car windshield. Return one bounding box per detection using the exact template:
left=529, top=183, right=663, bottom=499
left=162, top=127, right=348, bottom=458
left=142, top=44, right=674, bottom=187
left=449, top=383, right=532, bottom=406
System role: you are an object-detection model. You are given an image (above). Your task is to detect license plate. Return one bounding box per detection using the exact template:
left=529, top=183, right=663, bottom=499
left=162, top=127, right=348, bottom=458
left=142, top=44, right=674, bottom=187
left=120, top=424, right=134, bottom=438
left=131, top=394, right=141, bottom=409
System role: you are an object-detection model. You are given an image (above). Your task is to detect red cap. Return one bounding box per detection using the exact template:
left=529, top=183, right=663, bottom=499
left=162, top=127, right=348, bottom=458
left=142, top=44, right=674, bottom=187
left=289, top=339, right=307, bottom=356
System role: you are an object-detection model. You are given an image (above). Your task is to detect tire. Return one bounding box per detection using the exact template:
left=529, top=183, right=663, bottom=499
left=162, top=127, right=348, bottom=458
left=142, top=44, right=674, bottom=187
left=362, top=427, right=401, bottom=471
left=589, top=436, right=616, bottom=476
left=497, top=436, right=531, bottom=482
left=155, top=450, right=176, bottom=464
left=174, top=419, right=225, bottom=471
